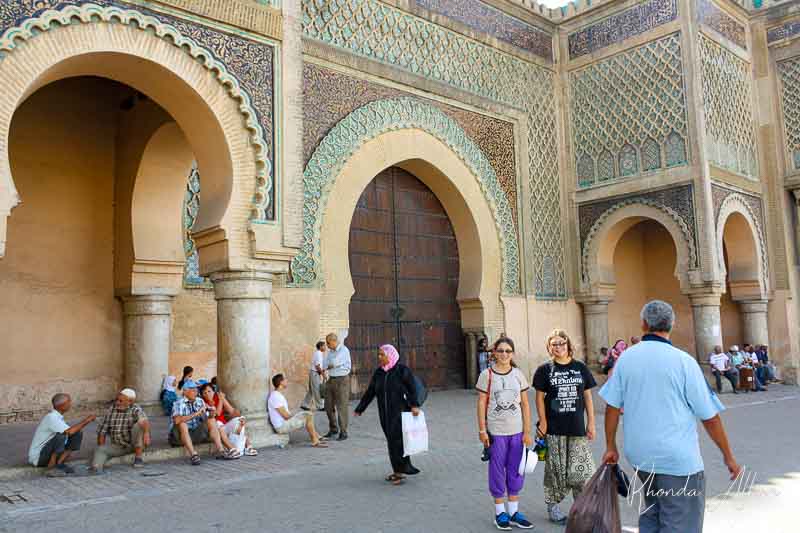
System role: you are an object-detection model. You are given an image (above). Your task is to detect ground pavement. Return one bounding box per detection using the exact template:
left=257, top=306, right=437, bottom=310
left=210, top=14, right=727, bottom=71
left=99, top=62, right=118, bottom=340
left=0, top=385, right=797, bottom=533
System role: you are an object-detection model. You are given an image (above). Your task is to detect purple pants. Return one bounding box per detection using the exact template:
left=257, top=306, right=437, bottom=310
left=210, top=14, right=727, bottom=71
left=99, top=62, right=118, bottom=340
left=488, top=432, right=525, bottom=498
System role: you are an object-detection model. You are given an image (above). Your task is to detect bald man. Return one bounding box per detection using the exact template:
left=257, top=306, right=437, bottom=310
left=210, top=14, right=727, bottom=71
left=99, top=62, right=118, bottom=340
left=28, top=393, right=95, bottom=477
left=91, top=388, right=151, bottom=472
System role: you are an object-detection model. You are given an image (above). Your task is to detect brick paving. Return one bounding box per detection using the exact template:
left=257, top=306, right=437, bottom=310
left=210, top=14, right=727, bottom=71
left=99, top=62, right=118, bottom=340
left=0, top=386, right=797, bottom=532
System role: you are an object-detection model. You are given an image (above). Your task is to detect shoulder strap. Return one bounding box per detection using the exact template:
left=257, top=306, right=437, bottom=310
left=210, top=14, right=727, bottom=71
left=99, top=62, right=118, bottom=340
left=484, top=368, right=493, bottom=421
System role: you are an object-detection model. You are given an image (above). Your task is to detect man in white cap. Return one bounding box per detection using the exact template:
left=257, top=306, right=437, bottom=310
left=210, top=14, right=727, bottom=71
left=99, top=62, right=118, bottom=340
left=90, top=388, right=151, bottom=472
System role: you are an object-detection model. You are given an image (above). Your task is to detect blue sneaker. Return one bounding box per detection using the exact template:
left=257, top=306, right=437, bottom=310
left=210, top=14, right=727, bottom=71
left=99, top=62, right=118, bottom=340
left=510, top=511, right=535, bottom=529
left=494, top=512, right=512, bottom=530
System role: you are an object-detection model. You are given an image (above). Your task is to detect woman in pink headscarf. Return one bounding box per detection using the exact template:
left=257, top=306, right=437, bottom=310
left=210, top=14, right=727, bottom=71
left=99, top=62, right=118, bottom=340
left=601, top=339, right=628, bottom=377
left=355, top=344, right=421, bottom=485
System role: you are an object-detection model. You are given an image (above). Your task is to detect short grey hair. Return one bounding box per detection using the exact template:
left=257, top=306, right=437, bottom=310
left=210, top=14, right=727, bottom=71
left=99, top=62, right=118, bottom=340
left=640, top=300, right=674, bottom=333
left=51, top=393, right=70, bottom=409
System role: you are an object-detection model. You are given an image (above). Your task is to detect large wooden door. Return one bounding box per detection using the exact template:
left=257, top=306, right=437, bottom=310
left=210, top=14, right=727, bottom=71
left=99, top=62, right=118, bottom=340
left=348, top=166, right=465, bottom=396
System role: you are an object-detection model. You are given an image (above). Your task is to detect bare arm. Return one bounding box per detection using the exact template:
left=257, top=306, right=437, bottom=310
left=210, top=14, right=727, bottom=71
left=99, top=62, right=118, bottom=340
left=277, top=406, right=292, bottom=421
left=583, top=389, right=596, bottom=440
left=520, top=390, right=532, bottom=445
left=173, top=404, right=206, bottom=426
left=602, top=404, right=621, bottom=463
left=702, top=415, right=741, bottom=480
left=534, top=390, right=547, bottom=436
left=67, top=415, right=95, bottom=436
left=477, top=391, right=490, bottom=446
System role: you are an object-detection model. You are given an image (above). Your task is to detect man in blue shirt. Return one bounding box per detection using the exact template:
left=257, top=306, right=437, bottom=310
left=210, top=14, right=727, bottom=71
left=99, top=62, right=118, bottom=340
left=600, top=300, right=740, bottom=533
left=323, top=332, right=352, bottom=441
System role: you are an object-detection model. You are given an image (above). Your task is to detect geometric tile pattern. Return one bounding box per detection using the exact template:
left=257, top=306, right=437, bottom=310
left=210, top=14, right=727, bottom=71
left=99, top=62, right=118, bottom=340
left=777, top=56, right=800, bottom=171
left=183, top=162, right=207, bottom=287
left=697, top=0, right=747, bottom=51
left=302, top=63, right=519, bottom=227
left=413, top=0, right=553, bottom=60
left=568, top=0, right=678, bottom=60
left=698, top=35, right=758, bottom=179
left=291, top=97, right=521, bottom=294
left=302, top=0, right=566, bottom=298
left=0, top=0, right=276, bottom=220
left=570, top=34, right=689, bottom=188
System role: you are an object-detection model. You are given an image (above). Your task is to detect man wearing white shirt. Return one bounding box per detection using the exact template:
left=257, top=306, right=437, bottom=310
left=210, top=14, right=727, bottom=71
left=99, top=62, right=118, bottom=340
left=323, top=332, right=352, bottom=441
left=301, top=341, right=327, bottom=411
left=28, top=393, right=95, bottom=477
left=708, top=345, right=738, bottom=394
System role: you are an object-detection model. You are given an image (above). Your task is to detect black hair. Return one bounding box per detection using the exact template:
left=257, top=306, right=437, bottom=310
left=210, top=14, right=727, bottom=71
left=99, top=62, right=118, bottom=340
left=316, top=341, right=326, bottom=350
left=178, top=366, right=194, bottom=390
left=199, top=383, right=214, bottom=397
left=492, top=336, right=518, bottom=367
left=271, top=374, right=285, bottom=389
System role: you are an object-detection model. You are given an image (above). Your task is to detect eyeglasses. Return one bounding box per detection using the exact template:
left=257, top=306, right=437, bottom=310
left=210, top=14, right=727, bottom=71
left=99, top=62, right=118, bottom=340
left=495, top=349, right=513, bottom=354
left=550, top=341, right=568, bottom=348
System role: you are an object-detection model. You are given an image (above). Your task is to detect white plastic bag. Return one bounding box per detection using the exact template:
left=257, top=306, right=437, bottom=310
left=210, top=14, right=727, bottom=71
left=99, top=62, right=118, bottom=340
left=517, top=447, right=538, bottom=476
left=402, top=411, right=429, bottom=457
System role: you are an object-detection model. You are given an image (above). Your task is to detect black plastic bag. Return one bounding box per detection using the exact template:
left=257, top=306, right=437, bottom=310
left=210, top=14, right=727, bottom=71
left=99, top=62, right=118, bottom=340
left=565, top=464, right=622, bottom=533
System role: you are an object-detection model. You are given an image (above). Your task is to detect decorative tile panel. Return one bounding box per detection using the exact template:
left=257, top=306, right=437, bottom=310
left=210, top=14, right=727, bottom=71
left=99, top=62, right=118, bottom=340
left=767, top=20, right=800, bottom=44
left=567, top=0, right=678, bottom=60
left=302, top=0, right=565, bottom=298
left=292, top=97, right=521, bottom=294
left=303, top=63, right=518, bottom=227
left=777, top=56, right=800, bottom=171
left=183, top=162, right=208, bottom=286
left=578, top=184, right=699, bottom=279
left=0, top=0, right=276, bottom=220
left=413, top=0, right=552, bottom=60
left=570, top=34, right=689, bottom=188
left=699, top=35, right=758, bottom=179
left=697, top=0, right=747, bottom=51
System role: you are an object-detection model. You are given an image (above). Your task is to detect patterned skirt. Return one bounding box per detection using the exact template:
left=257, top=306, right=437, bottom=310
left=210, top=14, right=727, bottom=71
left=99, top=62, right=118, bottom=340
left=543, top=435, right=596, bottom=504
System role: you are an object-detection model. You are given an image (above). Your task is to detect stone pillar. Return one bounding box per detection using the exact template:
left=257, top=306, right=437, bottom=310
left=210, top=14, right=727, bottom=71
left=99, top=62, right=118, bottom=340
left=739, top=300, right=769, bottom=347
left=212, top=271, right=286, bottom=447
left=122, top=294, right=173, bottom=407
left=464, top=332, right=478, bottom=388
left=690, top=292, right=723, bottom=361
left=580, top=300, right=610, bottom=367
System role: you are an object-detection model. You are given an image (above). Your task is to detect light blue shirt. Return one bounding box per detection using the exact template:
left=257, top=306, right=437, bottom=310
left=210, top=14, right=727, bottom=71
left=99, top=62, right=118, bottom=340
left=325, top=343, right=352, bottom=378
left=599, top=335, right=724, bottom=476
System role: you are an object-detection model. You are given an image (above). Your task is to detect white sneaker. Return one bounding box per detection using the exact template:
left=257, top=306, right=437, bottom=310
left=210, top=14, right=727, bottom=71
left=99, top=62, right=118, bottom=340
left=547, top=503, right=567, bottom=524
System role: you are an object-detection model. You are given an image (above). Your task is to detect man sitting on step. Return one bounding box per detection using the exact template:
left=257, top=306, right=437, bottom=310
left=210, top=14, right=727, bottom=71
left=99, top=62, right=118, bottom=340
left=90, top=388, right=151, bottom=473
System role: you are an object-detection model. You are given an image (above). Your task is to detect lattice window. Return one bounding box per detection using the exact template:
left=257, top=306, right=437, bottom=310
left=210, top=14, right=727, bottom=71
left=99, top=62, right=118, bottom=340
left=641, top=137, right=662, bottom=171
left=699, top=35, right=758, bottom=179
left=577, top=152, right=595, bottom=187
left=619, top=144, right=639, bottom=177
left=665, top=131, right=687, bottom=167
left=597, top=150, right=615, bottom=181
left=777, top=56, right=800, bottom=171
left=183, top=163, right=206, bottom=287
left=570, top=33, right=689, bottom=188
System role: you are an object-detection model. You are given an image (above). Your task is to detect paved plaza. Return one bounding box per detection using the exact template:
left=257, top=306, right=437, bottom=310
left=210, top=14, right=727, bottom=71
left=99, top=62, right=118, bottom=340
left=0, top=386, right=797, bottom=533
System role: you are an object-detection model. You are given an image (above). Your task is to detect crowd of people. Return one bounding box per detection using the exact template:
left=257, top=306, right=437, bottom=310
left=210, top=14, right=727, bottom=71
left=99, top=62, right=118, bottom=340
left=27, top=300, right=750, bottom=533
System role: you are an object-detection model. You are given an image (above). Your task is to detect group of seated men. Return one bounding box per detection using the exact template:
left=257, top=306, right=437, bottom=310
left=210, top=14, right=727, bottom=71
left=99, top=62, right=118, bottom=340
left=28, top=376, right=326, bottom=476
left=708, top=344, right=777, bottom=394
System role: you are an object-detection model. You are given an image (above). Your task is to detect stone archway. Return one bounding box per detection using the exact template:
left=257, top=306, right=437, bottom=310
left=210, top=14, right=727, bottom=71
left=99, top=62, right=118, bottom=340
left=0, top=5, right=268, bottom=271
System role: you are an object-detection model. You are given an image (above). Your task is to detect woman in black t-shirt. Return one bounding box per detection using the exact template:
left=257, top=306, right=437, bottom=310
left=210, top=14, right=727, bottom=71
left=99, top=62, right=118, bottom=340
left=532, top=329, right=597, bottom=525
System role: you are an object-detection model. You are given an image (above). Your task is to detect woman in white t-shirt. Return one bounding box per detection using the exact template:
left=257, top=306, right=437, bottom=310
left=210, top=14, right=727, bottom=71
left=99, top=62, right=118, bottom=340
left=268, top=374, right=328, bottom=447
left=476, top=337, right=535, bottom=530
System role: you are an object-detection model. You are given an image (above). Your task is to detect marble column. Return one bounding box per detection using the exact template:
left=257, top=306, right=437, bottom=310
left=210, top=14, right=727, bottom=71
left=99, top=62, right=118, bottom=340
left=122, top=294, right=173, bottom=407
left=739, top=300, right=769, bottom=347
left=690, top=292, right=723, bottom=361
left=212, top=271, right=285, bottom=446
left=580, top=300, right=610, bottom=367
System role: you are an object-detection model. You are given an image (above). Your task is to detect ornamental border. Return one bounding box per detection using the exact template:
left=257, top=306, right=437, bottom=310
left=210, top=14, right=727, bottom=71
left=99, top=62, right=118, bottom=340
left=290, top=97, right=521, bottom=295
left=0, top=3, right=273, bottom=220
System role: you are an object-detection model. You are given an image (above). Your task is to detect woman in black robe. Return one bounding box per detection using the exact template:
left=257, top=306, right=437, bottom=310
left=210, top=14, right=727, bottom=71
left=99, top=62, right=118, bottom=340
left=354, top=344, right=421, bottom=485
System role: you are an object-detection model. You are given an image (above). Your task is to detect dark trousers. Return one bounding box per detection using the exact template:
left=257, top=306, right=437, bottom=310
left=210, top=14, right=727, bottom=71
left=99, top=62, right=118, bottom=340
left=712, top=369, right=738, bottom=392
left=636, top=470, right=705, bottom=533
left=325, top=376, right=350, bottom=433
left=37, top=431, right=83, bottom=467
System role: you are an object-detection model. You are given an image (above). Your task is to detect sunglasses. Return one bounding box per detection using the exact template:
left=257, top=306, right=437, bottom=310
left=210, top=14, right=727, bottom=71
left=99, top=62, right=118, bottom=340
left=495, top=348, right=514, bottom=354
left=550, top=341, right=568, bottom=348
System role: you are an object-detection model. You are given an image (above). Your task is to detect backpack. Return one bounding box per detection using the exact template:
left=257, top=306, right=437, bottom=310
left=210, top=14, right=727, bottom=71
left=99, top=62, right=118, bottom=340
left=160, top=389, right=178, bottom=416
left=413, top=374, right=428, bottom=406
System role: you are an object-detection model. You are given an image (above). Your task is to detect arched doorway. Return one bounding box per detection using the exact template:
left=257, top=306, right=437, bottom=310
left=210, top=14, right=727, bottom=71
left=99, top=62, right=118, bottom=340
left=607, top=219, right=695, bottom=352
left=348, top=166, right=465, bottom=395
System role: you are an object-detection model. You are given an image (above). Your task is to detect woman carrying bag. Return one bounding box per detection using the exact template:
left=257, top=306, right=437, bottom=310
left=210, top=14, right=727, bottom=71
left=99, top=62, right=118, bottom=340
left=354, top=344, right=421, bottom=486
left=533, top=329, right=597, bottom=524
left=476, top=336, right=534, bottom=530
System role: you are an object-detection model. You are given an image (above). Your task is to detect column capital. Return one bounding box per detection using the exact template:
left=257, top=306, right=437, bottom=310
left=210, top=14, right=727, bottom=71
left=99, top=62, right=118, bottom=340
left=687, top=289, right=723, bottom=307
left=121, top=294, right=174, bottom=316
left=211, top=270, right=274, bottom=300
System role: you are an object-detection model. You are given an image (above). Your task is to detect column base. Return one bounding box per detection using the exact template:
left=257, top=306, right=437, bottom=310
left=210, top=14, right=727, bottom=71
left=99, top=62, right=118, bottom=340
left=242, top=416, right=290, bottom=448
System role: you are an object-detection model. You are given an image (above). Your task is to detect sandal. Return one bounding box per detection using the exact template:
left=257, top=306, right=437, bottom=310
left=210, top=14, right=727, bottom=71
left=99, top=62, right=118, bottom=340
left=244, top=447, right=259, bottom=456
left=391, top=476, right=405, bottom=486
left=385, top=473, right=406, bottom=482
left=225, top=449, right=242, bottom=460
left=311, top=441, right=329, bottom=448
left=190, top=454, right=201, bottom=466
